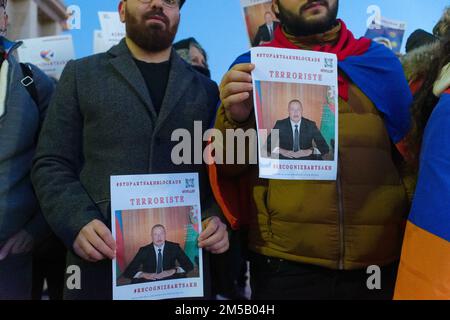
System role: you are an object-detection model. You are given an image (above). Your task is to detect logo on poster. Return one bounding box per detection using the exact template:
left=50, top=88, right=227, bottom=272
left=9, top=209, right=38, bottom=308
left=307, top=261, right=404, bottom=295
left=40, top=50, right=55, bottom=62
left=324, top=58, right=333, bottom=69
left=185, top=178, right=195, bottom=189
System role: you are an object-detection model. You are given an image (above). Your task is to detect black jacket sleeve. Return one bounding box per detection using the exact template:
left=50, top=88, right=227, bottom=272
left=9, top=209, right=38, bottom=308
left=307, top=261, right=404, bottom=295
left=174, top=243, right=194, bottom=273
left=122, top=247, right=145, bottom=279
left=310, top=121, right=330, bottom=155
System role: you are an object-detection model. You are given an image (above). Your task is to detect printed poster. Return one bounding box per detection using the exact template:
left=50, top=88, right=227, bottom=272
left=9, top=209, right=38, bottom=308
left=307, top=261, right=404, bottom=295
left=17, top=35, right=75, bottom=79
left=111, top=173, right=203, bottom=300
left=96, top=11, right=126, bottom=53
left=251, top=47, right=339, bottom=180
left=365, top=16, right=407, bottom=53
left=240, top=0, right=280, bottom=47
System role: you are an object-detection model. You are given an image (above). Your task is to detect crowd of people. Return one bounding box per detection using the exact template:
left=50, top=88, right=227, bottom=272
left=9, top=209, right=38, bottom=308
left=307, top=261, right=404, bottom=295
left=0, top=0, right=449, bottom=300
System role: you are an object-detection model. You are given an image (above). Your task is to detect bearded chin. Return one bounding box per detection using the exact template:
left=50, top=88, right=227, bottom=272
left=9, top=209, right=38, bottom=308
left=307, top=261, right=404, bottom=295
left=126, top=13, right=179, bottom=52
left=278, top=1, right=339, bottom=36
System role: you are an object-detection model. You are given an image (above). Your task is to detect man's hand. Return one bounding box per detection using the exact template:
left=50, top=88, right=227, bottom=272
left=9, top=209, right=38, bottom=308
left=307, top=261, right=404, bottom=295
left=278, top=148, right=294, bottom=158
left=139, top=272, right=158, bottom=281
left=73, top=219, right=116, bottom=262
left=220, top=63, right=255, bottom=123
left=155, top=269, right=176, bottom=280
left=198, top=216, right=229, bottom=254
left=0, top=230, right=34, bottom=261
left=292, top=149, right=314, bottom=158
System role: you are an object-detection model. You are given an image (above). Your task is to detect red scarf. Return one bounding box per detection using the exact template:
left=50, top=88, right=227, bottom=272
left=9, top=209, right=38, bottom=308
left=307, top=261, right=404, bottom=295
left=262, top=20, right=371, bottom=101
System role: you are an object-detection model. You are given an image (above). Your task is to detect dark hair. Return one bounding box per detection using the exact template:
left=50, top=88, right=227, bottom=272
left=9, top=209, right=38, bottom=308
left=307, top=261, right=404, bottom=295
left=151, top=224, right=166, bottom=233
left=0, top=0, right=6, bottom=9
left=288, top=99, right=303, bottom=108
left=407, top=35, right=450, bottom=161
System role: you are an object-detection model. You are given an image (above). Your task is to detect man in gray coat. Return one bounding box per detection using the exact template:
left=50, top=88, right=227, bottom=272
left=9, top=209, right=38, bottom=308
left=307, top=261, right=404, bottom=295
left=31, top=0, right=228, bottom=299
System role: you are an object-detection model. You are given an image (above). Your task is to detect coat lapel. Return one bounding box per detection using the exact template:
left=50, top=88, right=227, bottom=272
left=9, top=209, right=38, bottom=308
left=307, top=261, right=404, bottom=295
left=108, top=39, right=157, bottom=120
left=154, top=50, right=195, bottom=134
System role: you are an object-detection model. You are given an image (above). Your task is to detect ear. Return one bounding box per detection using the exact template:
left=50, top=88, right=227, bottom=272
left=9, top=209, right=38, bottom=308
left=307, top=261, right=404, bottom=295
left=118, top=1, right=126, bottom=23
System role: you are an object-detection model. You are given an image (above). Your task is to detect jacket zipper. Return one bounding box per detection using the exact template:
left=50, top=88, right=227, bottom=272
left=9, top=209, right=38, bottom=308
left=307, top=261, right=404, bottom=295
left=336, top=154, right=345, bottom=270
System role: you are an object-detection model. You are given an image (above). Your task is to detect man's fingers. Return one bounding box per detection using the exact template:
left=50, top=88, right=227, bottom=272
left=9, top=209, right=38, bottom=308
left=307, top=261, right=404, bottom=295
left=77, top=233, right=105, bottom=262
left=206, top=234, right=229, bottom=254
left=221, top=82, right=253, bottom=102
left=93, top=222, right=116, bottom=258
left=222, top=69, right=253, bottom=87
left=230, top=63, right=255, bottom=74
left=222, top=92, right=251, bottom=108
left=73, top=241, right=91, bottom=262
left=198, top=217, right=220, bottom=242
left=86, top=230, right=115, bottom=260
left=0, top=238, right=15, bottom=260
left=199, top=226, right=226, bottom=248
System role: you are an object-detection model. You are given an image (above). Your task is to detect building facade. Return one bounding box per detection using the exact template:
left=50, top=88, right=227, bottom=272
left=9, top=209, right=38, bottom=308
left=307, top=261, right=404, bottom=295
left=6, top=0, right=67, bottom=40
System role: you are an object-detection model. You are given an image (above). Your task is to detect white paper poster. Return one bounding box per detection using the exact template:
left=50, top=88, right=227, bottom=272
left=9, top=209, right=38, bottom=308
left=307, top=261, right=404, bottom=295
left=240, top=0, right=279, bottom=47
left=111, top=173, right=203, bottom=300
left=98, top=11, right=126, bottom=52
left=93, top=30, right=111, bottom=55
left=251, top=47, right=339, bottom=180
left=17, top=35, right=75, bottom=79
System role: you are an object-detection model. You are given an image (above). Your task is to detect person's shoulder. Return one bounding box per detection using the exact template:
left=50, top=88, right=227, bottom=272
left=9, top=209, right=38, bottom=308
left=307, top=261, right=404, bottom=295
left=302, top=117, right=316, bottom=126
left=358, top=39, right=400, bottom=63
left=276, top=117, right=290, bottom=125
left=165, top=241, right=181, bottom=249
left=71, top=52, right=110, bottom=69
left=140, top=243, right=154, bottom=251
left=187, top=63, right=217, bottom=90
left=182, top=62, right=218, bottom=105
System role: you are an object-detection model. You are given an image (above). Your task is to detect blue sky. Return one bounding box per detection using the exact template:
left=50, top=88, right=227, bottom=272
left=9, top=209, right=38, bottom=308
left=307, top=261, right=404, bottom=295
left=65, top=0, right=448, bottom=82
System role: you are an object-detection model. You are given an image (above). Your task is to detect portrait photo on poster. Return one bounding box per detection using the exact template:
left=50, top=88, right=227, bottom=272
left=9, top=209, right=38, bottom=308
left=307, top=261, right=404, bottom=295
left=111, top=173, right=203, bottom=300
left=256, top=81, right=336, bottom=162
left=115, top=206, right=201, bottom=285
left=251, top=47, right=339, bottom=181
left=240, top=0, right=280, bottom=47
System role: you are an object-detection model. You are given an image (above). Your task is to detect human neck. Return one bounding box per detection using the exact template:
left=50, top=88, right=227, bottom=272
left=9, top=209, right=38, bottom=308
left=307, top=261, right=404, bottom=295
left=126, top=37, right=171, bottom=63
left=283, top=21, right=341, bottom=49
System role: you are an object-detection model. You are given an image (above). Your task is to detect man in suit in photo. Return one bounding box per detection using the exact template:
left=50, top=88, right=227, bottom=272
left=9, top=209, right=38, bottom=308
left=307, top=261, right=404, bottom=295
left=265, top=99, right=330, bottom=160
left=122, top=224, right=194, bottom=283
left=252, top=11, right=280, bottom=46
left=31, top=0, right=229, bottom=300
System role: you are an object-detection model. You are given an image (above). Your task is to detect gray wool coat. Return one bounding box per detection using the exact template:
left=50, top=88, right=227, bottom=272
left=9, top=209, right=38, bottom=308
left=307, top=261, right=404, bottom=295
left=31, top=39, right=219, bottom=299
